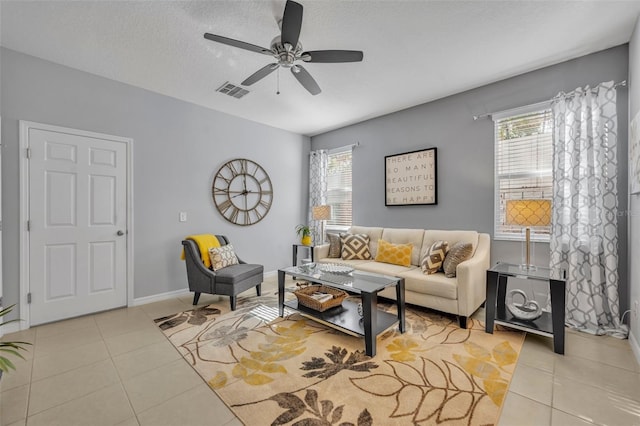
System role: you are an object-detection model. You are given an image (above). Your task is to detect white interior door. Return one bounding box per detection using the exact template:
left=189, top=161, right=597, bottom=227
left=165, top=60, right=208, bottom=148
left=28, top=126, right=128, bottom=325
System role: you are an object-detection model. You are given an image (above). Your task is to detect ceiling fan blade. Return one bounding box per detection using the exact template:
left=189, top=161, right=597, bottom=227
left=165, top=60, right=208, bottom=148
left=291, top=65, right=321, bottom=95
left=242, top=64, right=279, bottom=86
left=302, top=50, right=364, bottom=63
left=204, top=33, right=271, bottom=55
left=281, top=0, right=303, bottom=48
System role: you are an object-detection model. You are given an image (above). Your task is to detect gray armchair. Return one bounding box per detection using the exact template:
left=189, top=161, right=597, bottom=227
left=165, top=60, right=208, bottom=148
left=182, top=236, right=263, bottom=310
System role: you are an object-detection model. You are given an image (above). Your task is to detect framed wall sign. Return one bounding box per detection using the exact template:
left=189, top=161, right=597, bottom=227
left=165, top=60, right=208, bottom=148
left=385, top=147, right=437, bottom=206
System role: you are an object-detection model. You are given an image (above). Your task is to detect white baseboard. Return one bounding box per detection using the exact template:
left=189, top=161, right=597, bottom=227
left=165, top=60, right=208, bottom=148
left=630, top=331, right=640, bottom=367
left=131, top=288, right=191, bottom=306
left=0, top=321, right=22, bottom=336
left=131, top=271, right=277, bottom=308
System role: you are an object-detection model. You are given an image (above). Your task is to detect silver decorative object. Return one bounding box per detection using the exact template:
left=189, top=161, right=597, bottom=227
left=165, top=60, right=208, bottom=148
left=506, top=289, right=542, bottom=321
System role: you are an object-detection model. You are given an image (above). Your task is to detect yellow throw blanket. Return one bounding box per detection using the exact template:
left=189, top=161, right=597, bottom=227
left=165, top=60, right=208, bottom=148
left=181, top=234, right=220, bottom=269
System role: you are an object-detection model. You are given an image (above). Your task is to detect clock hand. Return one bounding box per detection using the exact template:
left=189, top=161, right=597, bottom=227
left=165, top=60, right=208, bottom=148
left=230, top=189, right=255, bottom=199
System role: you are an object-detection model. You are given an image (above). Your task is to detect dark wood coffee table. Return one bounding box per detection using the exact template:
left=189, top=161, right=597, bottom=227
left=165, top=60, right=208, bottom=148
left=278, top=265, right=405, bottom=357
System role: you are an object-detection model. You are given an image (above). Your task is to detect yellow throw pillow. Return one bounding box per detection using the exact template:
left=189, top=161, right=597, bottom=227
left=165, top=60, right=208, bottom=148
left=375, top=239, right=413, bottom=267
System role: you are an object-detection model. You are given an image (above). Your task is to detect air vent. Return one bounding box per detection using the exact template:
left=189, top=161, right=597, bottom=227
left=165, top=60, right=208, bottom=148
left=216, top=81, right=250, bottom=99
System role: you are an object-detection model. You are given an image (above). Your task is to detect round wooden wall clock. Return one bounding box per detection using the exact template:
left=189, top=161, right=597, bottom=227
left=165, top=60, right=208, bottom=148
left=212, top=158, right=273, bottom=226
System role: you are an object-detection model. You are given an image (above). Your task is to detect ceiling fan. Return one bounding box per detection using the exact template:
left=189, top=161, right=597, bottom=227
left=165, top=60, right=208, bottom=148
left=203, top=0, right=363, bottom=95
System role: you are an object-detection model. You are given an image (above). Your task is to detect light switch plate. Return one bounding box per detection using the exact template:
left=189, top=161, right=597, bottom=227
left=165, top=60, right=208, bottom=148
left=179, top=212, right=187, bottom=222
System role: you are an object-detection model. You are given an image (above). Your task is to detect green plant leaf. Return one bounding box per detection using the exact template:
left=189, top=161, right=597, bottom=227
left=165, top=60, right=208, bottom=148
left=0, top=304, right=17, bottom=317
left=0, top=357, right=16, bottom=372
left=0, top=349, right=25, bottom=359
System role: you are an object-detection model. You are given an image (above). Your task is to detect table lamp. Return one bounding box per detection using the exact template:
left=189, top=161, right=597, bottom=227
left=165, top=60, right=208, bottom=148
left=312, top=205, right=332, bottom=244
left=505, top=199, right=551, bottom=270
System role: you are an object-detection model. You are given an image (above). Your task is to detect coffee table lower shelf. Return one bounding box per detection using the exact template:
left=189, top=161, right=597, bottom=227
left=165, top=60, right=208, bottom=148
left=284, top=299, right=398, bottom=339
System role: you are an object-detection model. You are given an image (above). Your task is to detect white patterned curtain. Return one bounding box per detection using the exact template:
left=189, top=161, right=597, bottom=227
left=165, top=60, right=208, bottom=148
left=308, top=150, right=328, bottom=243
left=550, top=80, right=628, bottom=338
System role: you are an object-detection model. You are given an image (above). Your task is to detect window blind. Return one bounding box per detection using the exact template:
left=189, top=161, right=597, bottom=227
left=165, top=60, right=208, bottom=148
left=494, top=108, right=553, bottom=240
left=326, top=150, right=352, bottom=228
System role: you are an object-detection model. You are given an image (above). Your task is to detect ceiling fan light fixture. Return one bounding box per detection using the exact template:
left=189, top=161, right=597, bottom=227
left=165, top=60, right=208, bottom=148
left=203, top=0, right=363, bottom=95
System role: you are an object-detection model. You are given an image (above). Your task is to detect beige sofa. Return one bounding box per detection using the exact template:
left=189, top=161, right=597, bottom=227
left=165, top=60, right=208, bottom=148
left=313, top=226, right=491, bottom=328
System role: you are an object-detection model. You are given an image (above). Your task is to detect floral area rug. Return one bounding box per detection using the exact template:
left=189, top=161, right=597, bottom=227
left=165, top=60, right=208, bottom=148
left=155, top=292, right=524, bottom=426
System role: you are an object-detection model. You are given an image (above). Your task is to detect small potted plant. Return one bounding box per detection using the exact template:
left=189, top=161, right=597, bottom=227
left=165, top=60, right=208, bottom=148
left=296, top=224, right=313, bottom=246
left=0, top=305, right=31, bottom=378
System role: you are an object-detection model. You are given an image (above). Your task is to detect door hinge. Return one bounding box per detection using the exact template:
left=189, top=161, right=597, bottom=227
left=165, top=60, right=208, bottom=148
left=27, top=220, right=31, bottom=231
left=27, top=293, right=31, bottom=304
left=26, top=147, right=32, bottom=159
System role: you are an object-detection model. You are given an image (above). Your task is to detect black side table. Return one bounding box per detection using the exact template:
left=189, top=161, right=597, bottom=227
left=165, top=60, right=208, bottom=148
left=292, top=243, right=315, bottom=266
left=485, top=262, right=566, bottom=354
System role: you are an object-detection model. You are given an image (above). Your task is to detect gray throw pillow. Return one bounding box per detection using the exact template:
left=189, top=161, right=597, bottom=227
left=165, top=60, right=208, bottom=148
left=442, top=242, right=473, bottom=278
left=327, top=233, right=342, bottom=258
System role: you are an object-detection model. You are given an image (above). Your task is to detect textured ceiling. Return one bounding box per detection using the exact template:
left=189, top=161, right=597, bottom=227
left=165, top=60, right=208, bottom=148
left=1, top=1, right=639, bottom=136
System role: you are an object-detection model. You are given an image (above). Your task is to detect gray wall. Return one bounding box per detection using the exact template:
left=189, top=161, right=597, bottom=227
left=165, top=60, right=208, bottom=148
left=629, top=17, right=640, bottom=351
left=311, top=45, right=629, bottom=313
left=1, top=48, right=310, bottom=318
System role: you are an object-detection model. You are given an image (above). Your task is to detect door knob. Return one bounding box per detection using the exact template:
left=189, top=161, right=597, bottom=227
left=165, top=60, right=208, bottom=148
left=117, top=230, right=125, bottom=236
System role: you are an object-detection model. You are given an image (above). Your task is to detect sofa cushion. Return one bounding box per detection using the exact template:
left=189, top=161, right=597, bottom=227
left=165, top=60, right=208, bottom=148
left=421, top=240, right=450, bottom=274
left=375, top=239, right=413, bottom=267
left=380, top=228, right=425, bottom=266
left=442, top=242, right=473, bottom=278
left=327, top=233, right=342, bottom=258
left=397, top=268, right=458, bottom=300
left=341, top=233, right=372, bottom=260
left=208, top=245, right=239, bottom=271
left=349, top=226, right=384, bottom=258
left=422, top=230, right=479, bottom=257
left=215, top=263, right=263, bottom=284
left=357, top=260, right=417, bottom=277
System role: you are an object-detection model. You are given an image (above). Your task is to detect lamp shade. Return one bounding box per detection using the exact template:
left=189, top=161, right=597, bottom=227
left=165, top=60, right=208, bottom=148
left=505, top=199, right=551, bottom=227
left=312, top=205, right=332, bottom=221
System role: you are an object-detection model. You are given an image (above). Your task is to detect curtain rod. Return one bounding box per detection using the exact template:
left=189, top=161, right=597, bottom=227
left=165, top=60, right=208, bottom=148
left=310, top=142, right=359, bottom=156
left=472, top=80, right=627, bottom=121
left=323, top=141, right=360, bottom=154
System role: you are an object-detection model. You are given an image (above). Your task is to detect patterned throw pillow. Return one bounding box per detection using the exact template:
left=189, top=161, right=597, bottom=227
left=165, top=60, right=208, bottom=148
left=208, top=244, right=239, bottom=271
left=327, top=233, right=342, bottom=258
left=341, top=233, right=372, bottom=260
left=421, top=240, right=450, bottom=274
left=442, top=242, right=473, bottom=278
left=375, top=239, right=413, bottom=267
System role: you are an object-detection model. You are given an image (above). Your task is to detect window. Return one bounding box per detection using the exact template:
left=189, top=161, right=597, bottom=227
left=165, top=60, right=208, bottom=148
left=326, top=148, right=352, bottom=229
left=494, top=105, right=553, bottom=241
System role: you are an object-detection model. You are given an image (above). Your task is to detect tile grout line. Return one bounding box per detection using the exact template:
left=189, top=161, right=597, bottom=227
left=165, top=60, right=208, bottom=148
left=25, top=359, right=121, bottom=420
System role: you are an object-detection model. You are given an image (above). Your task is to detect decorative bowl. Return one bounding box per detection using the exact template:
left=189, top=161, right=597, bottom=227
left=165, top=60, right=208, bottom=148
left=317, top=263, right=354, bottom=274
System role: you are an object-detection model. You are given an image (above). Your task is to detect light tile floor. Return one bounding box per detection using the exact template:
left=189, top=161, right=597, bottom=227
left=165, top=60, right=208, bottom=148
left=2, top=276, right=639, bottom=426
